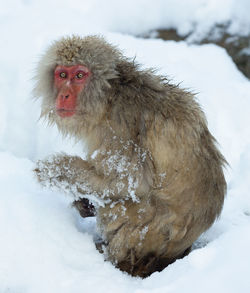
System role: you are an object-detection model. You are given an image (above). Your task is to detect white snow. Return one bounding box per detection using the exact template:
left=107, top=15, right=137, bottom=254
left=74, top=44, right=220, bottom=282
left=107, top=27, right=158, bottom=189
left=1, top=1, right=250, bottom=292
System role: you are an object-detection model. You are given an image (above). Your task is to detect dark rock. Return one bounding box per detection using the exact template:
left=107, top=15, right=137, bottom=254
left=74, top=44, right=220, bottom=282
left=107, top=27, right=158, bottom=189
left=142, top=27, right=250, bottom=79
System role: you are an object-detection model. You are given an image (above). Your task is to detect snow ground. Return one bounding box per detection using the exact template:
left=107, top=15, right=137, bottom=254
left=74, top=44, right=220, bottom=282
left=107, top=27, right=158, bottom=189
left=0, top=1, right=250, bottom=292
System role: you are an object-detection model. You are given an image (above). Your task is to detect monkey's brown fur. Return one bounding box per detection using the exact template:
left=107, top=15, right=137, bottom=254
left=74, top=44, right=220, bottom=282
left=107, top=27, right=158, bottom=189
left=33, top=35, right=227, bottom=277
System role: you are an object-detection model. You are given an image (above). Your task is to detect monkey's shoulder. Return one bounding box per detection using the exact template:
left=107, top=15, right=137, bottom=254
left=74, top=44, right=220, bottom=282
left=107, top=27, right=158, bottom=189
left=112, top=76, right=205, bottom=131
left=113, top=62, right=202, bottom=118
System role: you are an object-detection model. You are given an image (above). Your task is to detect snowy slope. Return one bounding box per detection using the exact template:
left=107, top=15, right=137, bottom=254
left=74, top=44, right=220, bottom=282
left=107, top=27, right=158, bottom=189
left=1, top=1, right=250, bottom=292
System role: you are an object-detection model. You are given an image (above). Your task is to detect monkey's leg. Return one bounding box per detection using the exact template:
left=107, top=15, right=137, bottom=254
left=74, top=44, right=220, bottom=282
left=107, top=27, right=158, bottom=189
left=98, top=197, right=194, bottom=278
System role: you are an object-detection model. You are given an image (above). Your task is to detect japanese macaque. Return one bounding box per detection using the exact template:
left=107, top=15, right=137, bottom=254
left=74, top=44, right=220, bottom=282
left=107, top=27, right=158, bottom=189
left=33, top=35, right=227, bottom=278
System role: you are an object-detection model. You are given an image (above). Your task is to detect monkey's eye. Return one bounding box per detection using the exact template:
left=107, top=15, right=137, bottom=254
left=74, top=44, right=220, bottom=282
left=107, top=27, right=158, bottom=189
left=59, top=72, right=67, bottom=78
left=75, top=71, right=85, bottom=79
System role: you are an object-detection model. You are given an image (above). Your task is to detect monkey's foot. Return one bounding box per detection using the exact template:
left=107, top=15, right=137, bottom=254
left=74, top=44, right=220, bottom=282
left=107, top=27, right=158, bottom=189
left=73, top=198, right=96, bottom=218
left=117, top=246, right=192, bottom=278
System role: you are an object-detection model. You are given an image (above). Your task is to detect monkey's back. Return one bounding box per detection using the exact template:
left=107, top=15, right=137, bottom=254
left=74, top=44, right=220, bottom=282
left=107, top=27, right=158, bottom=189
left=98, top=76, right=226, bottom=277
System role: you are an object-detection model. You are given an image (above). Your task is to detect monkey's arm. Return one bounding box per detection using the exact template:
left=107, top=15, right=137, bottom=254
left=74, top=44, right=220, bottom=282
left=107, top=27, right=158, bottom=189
left=34, top=153, right=150, bottom=203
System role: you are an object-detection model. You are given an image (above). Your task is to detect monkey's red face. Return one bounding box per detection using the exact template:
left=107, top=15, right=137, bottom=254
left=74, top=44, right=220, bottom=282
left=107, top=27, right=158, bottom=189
left=54, top=65, right=91, bottom=118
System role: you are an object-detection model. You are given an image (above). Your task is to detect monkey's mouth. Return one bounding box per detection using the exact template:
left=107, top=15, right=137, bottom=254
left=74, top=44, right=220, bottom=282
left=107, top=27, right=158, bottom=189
left=56, top=108, right=76, bottom=118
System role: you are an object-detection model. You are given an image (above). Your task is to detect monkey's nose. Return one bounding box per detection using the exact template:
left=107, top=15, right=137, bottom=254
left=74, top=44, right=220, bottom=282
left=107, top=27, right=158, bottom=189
left=61, top=94, right=70, bottom=100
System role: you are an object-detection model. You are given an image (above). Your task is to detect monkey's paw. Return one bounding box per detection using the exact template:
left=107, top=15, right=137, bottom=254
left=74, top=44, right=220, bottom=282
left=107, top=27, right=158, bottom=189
left=33, top=155, right=70, bottom=187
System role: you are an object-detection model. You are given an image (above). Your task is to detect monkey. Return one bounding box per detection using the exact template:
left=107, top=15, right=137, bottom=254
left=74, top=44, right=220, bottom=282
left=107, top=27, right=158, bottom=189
left=33, top=35, right=227, bottom=278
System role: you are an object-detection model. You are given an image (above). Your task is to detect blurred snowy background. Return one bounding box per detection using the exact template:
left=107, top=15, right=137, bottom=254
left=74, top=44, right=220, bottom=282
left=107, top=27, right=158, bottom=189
left=0, top=0, right=250, bottom=292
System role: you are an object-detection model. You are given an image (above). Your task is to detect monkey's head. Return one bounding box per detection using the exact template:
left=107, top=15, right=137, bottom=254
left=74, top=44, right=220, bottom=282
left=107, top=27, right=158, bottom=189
left=33, top=35, right=123, bottom=134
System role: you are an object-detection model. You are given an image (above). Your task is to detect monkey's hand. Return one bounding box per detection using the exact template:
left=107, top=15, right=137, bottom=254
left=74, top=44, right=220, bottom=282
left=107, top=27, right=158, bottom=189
left=34, top=154, right=108, bottom=206
left=35, top=154, right=78, bottom=185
